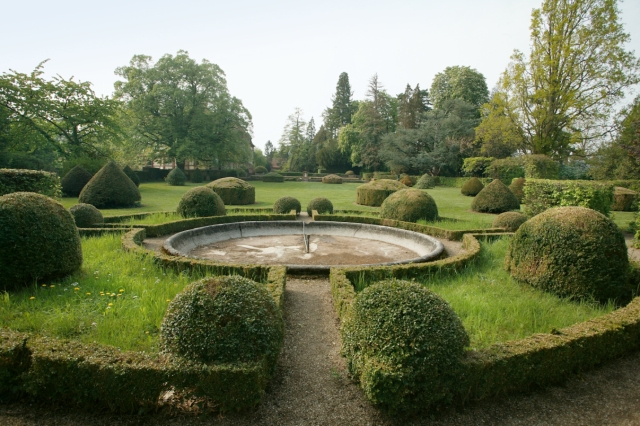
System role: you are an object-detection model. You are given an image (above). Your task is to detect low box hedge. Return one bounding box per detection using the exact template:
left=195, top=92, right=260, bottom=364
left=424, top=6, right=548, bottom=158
left=0, top=168, right=62, bottom=198
left=522, top=179, right=614, bottom=216
left=438, top=177, right=491, bottom=188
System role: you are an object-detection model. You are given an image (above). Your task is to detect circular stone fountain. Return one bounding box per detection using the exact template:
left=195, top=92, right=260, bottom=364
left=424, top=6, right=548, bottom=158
left=163, top=221, right=444, bottom=273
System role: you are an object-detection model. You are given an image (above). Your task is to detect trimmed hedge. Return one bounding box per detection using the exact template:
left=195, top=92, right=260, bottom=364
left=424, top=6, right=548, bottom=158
left=471, top=180, right=520, bottom=213
left=69, top=203, right=104, bottom=228
left=492, top=211, right=527, bottom=232
left=612, top=187, right=637, bottom=211
left=122, top=165, right=140, bottom=187
left=206, top=177, right=255, bottom=205
left=262, top=172, right=284, bottom=182
left=189, top=168, right=204, bottom=183
left=177, top=186, right=226, bottom=218
left=78, top=161, right=141, bottom=208
left=307, top=197, right=333, bottom=216
left=166, top=168, right=187, bottom=186
left=414, top=174, right=436, bottom=189
left=273, top=196, right=301, bottom=214
left=0, top=169, right=62, bottom=198
left=438, top=177, right=490, bottom=188
left=322, top=174, right=343, bottom=184
left=461, top=177, right=484, bottom=196
left=356, top=179, right=406, bottom=207
left=380, top=189, right=438, bottom=222
left=522, top=179, right=614, bottom=217
left=509, top=177, right=526, bottom=203
left=485, top=157, right=525, bottom=184
left=61, top=165, right=93, bottom=196
left=522, top=154, right=559, bottom=179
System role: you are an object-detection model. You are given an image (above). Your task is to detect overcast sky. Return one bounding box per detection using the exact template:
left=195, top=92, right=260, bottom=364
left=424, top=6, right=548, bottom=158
left=2, top=0, right=639, bottom=152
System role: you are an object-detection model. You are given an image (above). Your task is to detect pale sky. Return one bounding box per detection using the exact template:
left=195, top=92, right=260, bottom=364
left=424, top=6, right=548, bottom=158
left=2, top=0, right=639, bottom=152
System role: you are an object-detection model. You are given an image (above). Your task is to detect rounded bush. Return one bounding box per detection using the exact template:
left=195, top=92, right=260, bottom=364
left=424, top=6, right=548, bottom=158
left=399, top=175, right=413, bottom=187
left=236, top=169, right=247, bottom=178
left=61, top=165, right=93, bottom=197
left=273, top=196, right=301, bottom=214
left=509, top=177, right=526, bottom=203
left=414, top=174, right=436, bottom=189
left=205, top=177, right=255, bottom=205
left=69, top=203, right=103, bottom=228
left=342, top=280, right=469, bottom=414
left=122, top=165, right=140, bottom=187
left=166, top=168, right=187, bottom=186
left=0, top=192, right=82, bottom=289
left=492, top=211, right=527, bottom=232
left=322, top=174, right=343, bottom=184
left=380, top=189, right=438, bottom=223
left=471, top=179, right=520, bottom=213
left=78, top=161, right=141, bottom=208
left=262, top=172, right=284, bottom=182
left=356, top=179, right=407, bottom=207
left=161, top=276, right=284, bottom=367
left=177, top=186, right=226, bottom=218
left=612, top=187, right=637, bottom=211
left=189, top=169, right=204, bottom=183
left=345, top=170, right=355, bottom=176
left=505, top=207, right=629, bottom=302
left=461, top=177, right=484, bottom=196
left=254, top=166, right=268, bottom=174
left=307, top=197, right=333, bottom=216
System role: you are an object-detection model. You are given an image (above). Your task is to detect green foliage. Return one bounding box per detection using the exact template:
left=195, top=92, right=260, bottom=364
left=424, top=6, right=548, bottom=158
left=522, top=154, right=559, bottom=179
left=505, top=207, right=629, bottom=302
left=61, top=165, right=93, bottom=197
left=612, top=187, right=637, bottom=211
left=356, top=179, right=406, bottom=207
left=69, top=203, right=103, bottom=228
left=558, top=160, right=590, bottom=180
left=321, top=174, right=342, bottom=184
left=471, top=179, right=520, bottom=213
left=262, top=172, right=284, bottom=182
left=272, top=196, right=301, bottom=214
left=522, top=179, right=614, bottom=216
left=414, top=174, right=436, bottom=189
left=474, top=92, right=523, bottom=158
left=122, top=165, right=140, bottom=187
left=462, top=157, right=495, bottom=177
left=236, top=169, right=247, bottom=178
left=345, top=170, right=355, bottom=176
left=461, top=177, right=484, bottom=196
left=188, top=168, right=204, bottom=183
left=166, top=168, right=187, bottom=186
left=341, top=280, right=469, bottom=413
left=0, top=192, right=82, bottom=289
left=0, top=168, right=61, bottom=198
left=380, top=189, right=438, bottom=222
left=485, top=157, right=525, bottom=184
left=177, top=186, right=225, bottom=218
left=399, top=175, right=413, bottom=187
left=509, top=177, right=526, bottom=203
left=307, top=197, right=333, bottom=216
left=253, top=166, right=267, bottom=174
left=206, top=177, right=255, bottom=205
left=78, top=161, right=141, bottom=208
left=430, top=65, right=489, bottom=109
left=492, top=211, right=527, bottom=232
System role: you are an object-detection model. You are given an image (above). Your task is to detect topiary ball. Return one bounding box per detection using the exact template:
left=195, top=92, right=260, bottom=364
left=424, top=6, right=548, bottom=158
left=505, top=207, right=629, bottom=302
left=322, top=174, right=343, bottom=184
left=414, top=174, right=436, bottom=189
left=0, top=192, right=82, bottom=289
left=78, top=161, right=141, bottom=208
left=307, top=197, right=333, bottom=216
left=273, top=196, right=301, bottom=214
left=471, top=179, right=520, bottom=213
left=345, top=170, right=355, bottom=176
left=509, top=177, right=526, bottom=203
left=69, top=203, right=103, bottom=228
left=161, top=276, right=284, bottom=369
left=262, top=172, right=284, bottom=182
left=380, top=188, right=438, bottom=223
left=492, top=211, right=527, bottom=232
left=189, top=169, right=204, bottom=183
left=122, top=165, right=140, bottom=187
left=461, top=177, right=484, bottom=196
left=61, top=165, right=93, bottom=197
left=342, top=279, right=469, bottom=414
left=254, top=166, right=268, bottom=174
left=206, top=177, right=255, bottom=205
left=356, top=179, right=407, bottom=207
left=177, top=186, right=226, bottom=218
left=166, top=168, right=187, bottom=186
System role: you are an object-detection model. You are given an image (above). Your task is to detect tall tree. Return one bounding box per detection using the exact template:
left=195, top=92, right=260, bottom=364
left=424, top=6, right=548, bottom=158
left=474, top=91, right=524, bottom=158
left=430, top=66, right=489, bottom=110
left=323, top=72, right=357, bottom=135
left=397, top=84, right=430, bottom=129
left=278, top=107, right=308, bottom=171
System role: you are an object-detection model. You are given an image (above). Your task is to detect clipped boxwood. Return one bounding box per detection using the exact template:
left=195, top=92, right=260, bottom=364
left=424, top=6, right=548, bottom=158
left=522, top=179, right=614, bottom=217
left=399, top=175, right=413, bottom=187
left=492, top=211, right=527, bottom=232
left=69, top=203, right=103, bottom=228
left=78, top=161, right=141, bottom=208
left=612, top=186, right=637, bottom=211
left=166, top=168, right=187, bottom=186
left=253, top=166, right=268, bottom=174
left=273, top=196, right=301, bottom=214
left=380, top=188, right=438, bottom=223
left=206, top=177, right=255, bottom=205
left=414, top=174, right=436, bottom=189
left=61, top=165, right=93, bottom=196
left=307, top=197, right=333, bottom=216
left=509, top=177, right=526, bottom=203
left=505, top=206, right=629, bottom=302
left=122, top=165, right=140, bottom=187
left=461, top=177, right=484, bottom=196
left=356, top=179, right=406, bottom=207
left=0, top=169, right=62, bottom=198
left=345, top=170, right=355, bottom=176
left=342, top=280, right=469, bottom=414
left=322, top=174, right=343, bottom=184
left=471, top=179, right=520, bottom=213
left=0, top=192, right=82, bottom=289
left=177, top=186, right=226, bottom=218
left=262, top=172, right=284, bottom=183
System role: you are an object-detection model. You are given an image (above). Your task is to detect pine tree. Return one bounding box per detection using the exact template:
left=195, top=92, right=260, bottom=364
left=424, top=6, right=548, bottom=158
left=323, top=72, right=356, bottom=135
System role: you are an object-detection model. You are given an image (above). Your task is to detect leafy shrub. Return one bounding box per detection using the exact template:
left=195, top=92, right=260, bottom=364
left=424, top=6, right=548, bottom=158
left=414, top=174, right=436, bottom=189
left=522, top=179, right=614, bottom=217
left=262, top=172, right=284, bottom=182
left=236, top=169, right=247, bottom=178
left=462, top=156, right=494, bottom=177
left=523, top=154, right=559, bottom=179
left=307, top=197, right=333, bottom=216
left=0, top=192, right=82, bottom=288
left=78, top=161, right=141, bottom=208
left=380, top=189, right=438, bottom=222
left=161, top=276, right=284, bottom=369
left=322, top=174, right=343, bottom=184
left=342, top=280, right=469, bottom=414
left=505, top=207, right=629, bottom=302
left=345, top=170, right=355, bottom=176
left=254, top=166, right=268, bottom=174
left=471, top=179, right=520, bottom=213
left=189, top=168, right=204, bottom=183
left=177, top=187, right=226, bottom=218
left=61, top=166, right=93, bottom=197
left=509, top=177, right=526, bottom=203
left=206, top=177, right=255, bottom=205
left=399, top=175, right=413, bottom=187
left=69, top=203, right=103, bottom=228
left=273, top=196, right=301, bottom=214
left=485, top=158, right=525, bottom=184
left=461, top=177, right=484, bottom=196
left=492, top=211, right=527, bottom=232
left=166, top=168, right=187, bottom=186
left=0, top=169, right=62, bottom=198
left=612, top=187, right=637, bottom=211
left=356, top=179, right=406, bottom=207
left=122, top=165, right=140, bottom=187
left=559, top=160, right=590, bottom=180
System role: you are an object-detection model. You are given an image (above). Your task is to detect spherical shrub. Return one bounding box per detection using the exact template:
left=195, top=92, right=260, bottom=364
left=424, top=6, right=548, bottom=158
left=509, top=177, right=526, bottom=203
left=471, top=179, right=520, bottom=213
left=262, top=172, right=284, bottom=182
left=69, top=203, right=103, bottom=228
left=177, top=186, right=226, bottom=218
left=505, top=207, right=629, bottom=302
left=161, top=276, right=284, bottom=368
left=356, top=179, right=407, bottom=207
left=414, top=174, right=436, bottom=189
left=122, top=165, right=140, bottom=187
left=205, top=177, right=255, bottom=205
left=189, top=168, right=204, bottom=183
left=380, top=189, right=438, bottom=223
left=166, top=167, right=187, bottom=186
left=461, top=177, right=484, bottom=196
left=254, top=166, right=268, bottom=174
left=236, top=169, right=247, bottom=178
left=307, top=197, right=333, bottom=216
left=492, top=211, right=527, bottom=232
left=61, top=165, right=93, bottom=197
left=0, top=192, right=82, bottom=289
left=342, top=279, right=469, bottom=414
left=273, top=196, right=301, bottom=214
left=322, top=174, right=343, bottom=184
left=400, top=175, right=413, bottom=187
left=78, top=161, right=141, bottom=208
left=345, top=170, right=355, bottom=176
left=612, top=187, right=637, bottom=211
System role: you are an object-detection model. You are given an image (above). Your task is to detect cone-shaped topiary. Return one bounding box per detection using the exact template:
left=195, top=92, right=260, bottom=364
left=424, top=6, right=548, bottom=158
left=505, top=207, right=629, bottom=302
left=307, top=197, right=333, bottom=216
left=342, top=279, right=469, bottom=414
left=492, top=211, right=527, bottom=232
left=509, top=177, right=526, bottom=203
left=356, top=179, right=407, bottom=207
left=254, top=166, right=268, bottom=174
left=166, top=167, right=187, bottom=186
left=612, top=187, right=637, bottom=211
left=414, top=174, right=436, bottom=189
left=122, top=165, right=140, bottom=187
left=69, top=203, right=103, bottom=228
left=161, top=276, right=284, bottom=369
left=78, top=161, right=141, bottom=208
left=461, top=177, right=484, bottom=196
left=60, top=165, right=93, bottom=197
left=0, top=192, right=82, bottom=289
left=471, top=179, right=520, bottom=213
left=189, top=168, right=204, bottom=183
left=262, top=172, right=284, bottom=182
left=177, top=186, right=226, bottom=218
left=273, top=196, right=301, bottom=214
left=206, top=177, right=255, bottom=205
left=322, top=174, right=343, bottom=184
left=380, top=189, right=438, bottom=222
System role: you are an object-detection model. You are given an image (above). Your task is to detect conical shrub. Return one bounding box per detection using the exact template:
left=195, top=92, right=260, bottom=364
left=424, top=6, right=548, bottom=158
left=166, top=167, right=187, bottom=186
left=414, top=174, right=435, bottom=189
left=122, top=165, right=140, bottom=187
left=509, top=178, right=525, bottom=203
left=471, top=179, right=520, bottom=213
left=61, top=165, right=93, bottom=197
left=461, top=177, right=484, bottom=196
left=78, top=161, right=141, bottom=208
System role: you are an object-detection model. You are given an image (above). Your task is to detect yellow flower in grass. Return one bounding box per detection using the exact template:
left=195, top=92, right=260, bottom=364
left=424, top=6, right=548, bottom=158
left=108, top=303, right=113, bottom=307
left=166, top=299, right=171, bottom=302
left=116, top=294, right=121, bottom=297
left=42, top=284, right=46, bottom=287
left=86, top=292, right=91, bottom=295
left=29, top=296, right=35, bottom=300
left=50, top=285, right=54, bottom=288
left=74, top=287, right=79, bottom=291
left=119, top=289, right=124, bottom=293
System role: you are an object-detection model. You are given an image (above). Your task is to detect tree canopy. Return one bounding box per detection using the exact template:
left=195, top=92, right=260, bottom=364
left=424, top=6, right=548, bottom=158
left=430, top=66, right=489, bottom=110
